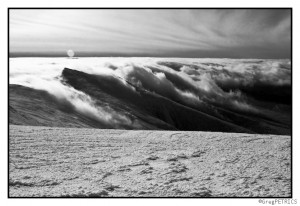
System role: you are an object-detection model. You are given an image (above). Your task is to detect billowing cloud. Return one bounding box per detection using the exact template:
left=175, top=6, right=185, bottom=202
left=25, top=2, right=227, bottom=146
left=10, top=58, right=134, bottom=128
left=9, top=57, right=291, bottom=131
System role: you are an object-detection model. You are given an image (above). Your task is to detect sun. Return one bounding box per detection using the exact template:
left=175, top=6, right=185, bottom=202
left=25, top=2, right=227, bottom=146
left=67, top=49, right=75, bottom=58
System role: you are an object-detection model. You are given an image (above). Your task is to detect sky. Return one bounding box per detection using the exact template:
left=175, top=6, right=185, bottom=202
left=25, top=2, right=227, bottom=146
left=9, top=9, right=291, bottom=58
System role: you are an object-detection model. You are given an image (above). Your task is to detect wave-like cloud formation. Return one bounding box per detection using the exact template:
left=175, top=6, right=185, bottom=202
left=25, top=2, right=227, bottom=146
left=9, top=57, right=291, bottom=133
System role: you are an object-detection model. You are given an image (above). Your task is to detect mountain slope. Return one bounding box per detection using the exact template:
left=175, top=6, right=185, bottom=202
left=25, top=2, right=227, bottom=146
left=61, top=68, right=252, bottom=133
left=9, top=84, right=108, bottom=128
left=9, top=67, right=291, bottom=134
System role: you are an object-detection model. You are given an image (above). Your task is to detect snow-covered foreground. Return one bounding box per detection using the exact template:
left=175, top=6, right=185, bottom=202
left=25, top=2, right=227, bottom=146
left=9, top=125, right=291, bottom=197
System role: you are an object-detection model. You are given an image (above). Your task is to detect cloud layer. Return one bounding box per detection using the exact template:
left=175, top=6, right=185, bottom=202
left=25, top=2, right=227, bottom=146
left=9, top=57, right=291, bottom=132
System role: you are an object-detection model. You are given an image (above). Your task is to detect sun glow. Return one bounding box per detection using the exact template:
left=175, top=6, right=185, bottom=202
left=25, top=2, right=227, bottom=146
left=67, top=49, right=75, bottom=58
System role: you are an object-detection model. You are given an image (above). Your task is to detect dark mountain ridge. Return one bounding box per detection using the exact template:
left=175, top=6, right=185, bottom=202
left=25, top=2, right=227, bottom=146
left=9, top=67, right=291, bottom=134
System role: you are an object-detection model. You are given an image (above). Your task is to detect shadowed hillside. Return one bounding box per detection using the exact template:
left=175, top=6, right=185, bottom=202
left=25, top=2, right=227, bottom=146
left=9, top=84, right=109, bottom=128
left=8, top=66, right=291, bottom=134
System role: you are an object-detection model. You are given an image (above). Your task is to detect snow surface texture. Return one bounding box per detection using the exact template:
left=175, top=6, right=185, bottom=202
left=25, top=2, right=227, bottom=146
left=9, top=57, right=291, bottom=133
left=9, top=125, right=291, bottom=197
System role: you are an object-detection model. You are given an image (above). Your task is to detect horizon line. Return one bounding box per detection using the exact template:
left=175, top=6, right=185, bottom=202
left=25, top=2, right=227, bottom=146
left=9, top=52, right=291, bottom=60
